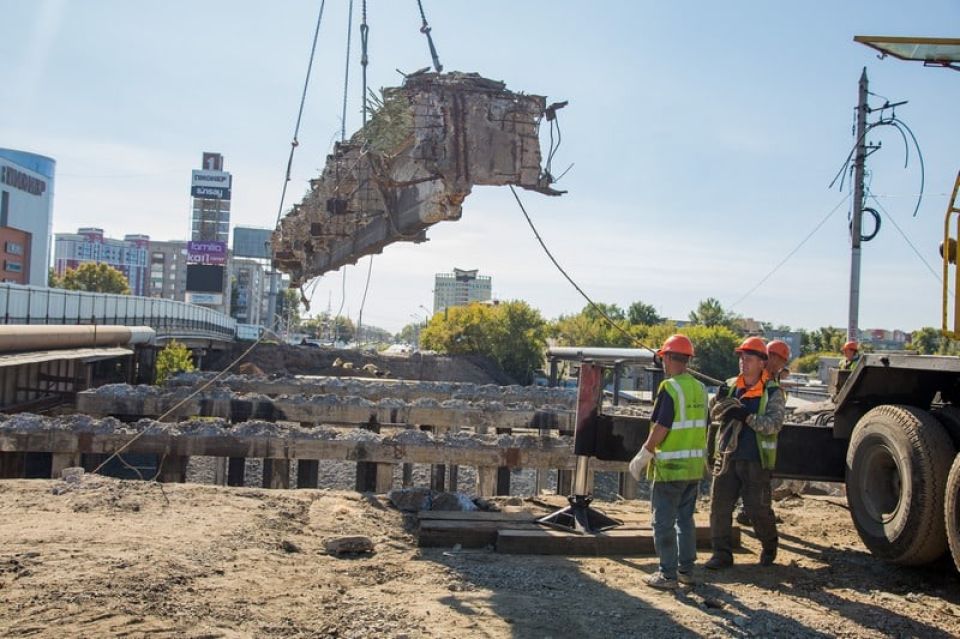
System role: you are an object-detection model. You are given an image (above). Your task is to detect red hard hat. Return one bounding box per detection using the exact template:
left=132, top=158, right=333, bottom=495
left=657, top=334, right=694, bottom=358
left=735, top=336, right=768, bottom=359
left=843, top=340, right=859, bottom=353
left=767, top=340, right=791, bottom=361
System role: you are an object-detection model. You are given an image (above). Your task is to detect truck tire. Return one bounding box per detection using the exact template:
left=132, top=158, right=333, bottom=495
left=946, top=455, right=960, bottom=572
left=932, top=406, right=960, bottom=449
left=846, top=405, right=955, bottom=565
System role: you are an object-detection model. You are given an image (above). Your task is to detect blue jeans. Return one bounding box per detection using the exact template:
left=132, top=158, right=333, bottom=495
left=651, top=480, right=699, bottom=578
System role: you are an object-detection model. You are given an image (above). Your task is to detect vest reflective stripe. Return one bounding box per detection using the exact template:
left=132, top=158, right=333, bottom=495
left=724, top=375, right=779, bottom=470
left=658, top=449, right=705, bottom=460
left=650, top=373, right=708, bottom=482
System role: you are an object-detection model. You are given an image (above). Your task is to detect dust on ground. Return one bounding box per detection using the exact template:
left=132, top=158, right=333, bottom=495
left=2, top=477, right=958, bottom=638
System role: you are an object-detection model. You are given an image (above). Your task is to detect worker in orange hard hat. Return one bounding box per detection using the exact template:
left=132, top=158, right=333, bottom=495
left=706, top=336, right=785, bottom=569
left=765, top=340, right=792, bottom=384
left=629, top=334, right=707, bottom=589
left=839, top=340, right=860, bottom=371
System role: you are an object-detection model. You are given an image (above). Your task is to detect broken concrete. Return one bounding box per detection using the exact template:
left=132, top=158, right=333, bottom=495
left=271, top=71, right=564, bottom=286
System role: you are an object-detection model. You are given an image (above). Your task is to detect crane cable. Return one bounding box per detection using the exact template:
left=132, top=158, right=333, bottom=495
left=416, top=0, right=443, bottom=72
left=332, top=0, right=354, bottom=339
left=355, top=0, right=373, bottom=346
left=508, top=185, right=724, bottom=386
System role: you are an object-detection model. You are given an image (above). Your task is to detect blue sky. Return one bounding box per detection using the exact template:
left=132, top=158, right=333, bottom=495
left=2, top=1, right=959, bottom=333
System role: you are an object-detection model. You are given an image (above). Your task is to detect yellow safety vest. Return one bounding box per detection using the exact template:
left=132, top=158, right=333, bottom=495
left=649, top=373, right=708, bottom=482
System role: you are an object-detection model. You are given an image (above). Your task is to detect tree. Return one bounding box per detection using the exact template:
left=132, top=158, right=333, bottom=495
left=583, top=302, right=625, bottom=322
left=551, top=302, right=635, bottom=348
left=681, top=324, right=741, bottom=382
left=420, top=301, right=547, bottom=384
left=56, top=262, right=130, bottom=294
left=688, top=298, right=738, bottom=329
left=627, top=300, right=663, bottom=326
left=907, top=327, right=960, bottom=355
left=48, top=267, right=61, bottom=288
left=397, top=322, right=420, bottom=345
left=801, top=327, right=846, bottom=354
left=154, top=340, right=195, bottom=384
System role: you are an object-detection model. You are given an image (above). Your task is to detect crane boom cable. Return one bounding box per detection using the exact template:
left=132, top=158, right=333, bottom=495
left=356, top=0, right=373, bottom=345
left=416, top=0, right=443, bottom=72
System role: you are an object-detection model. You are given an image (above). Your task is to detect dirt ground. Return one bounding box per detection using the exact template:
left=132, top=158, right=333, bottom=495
left=2, top=478, right=959, bottom=638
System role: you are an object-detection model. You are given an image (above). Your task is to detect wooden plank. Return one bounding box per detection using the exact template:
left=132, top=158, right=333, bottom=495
left=476, top=466, right=497, bottom=497
left=156, top=454, right=188, bottom=483
left=263, top=459, right=290, bottom=489
left=374, top=463, right=394, bottom=493
left=418, top=520, right=540, bottom=548
left=417, top=510, right=537, bottom=522
left=496, top=526, right=730, bottom=555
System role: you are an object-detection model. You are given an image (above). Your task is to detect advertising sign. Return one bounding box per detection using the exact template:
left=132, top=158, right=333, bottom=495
left=232, top=227, right=273, bottom=259
left=190, top=185, right=231, bottom=200
left=186, top=292, right=224, bottom=305
left=187, top=241, right=227, bottom=265
left=186, top=264, right=225, bottom=292
left=191, top=169, right=231, bottom=188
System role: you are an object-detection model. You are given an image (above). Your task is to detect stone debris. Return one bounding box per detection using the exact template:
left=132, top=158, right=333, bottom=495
left=272, top=71, right=564, bottom=286
left=324, top=535, right=375, bottom=556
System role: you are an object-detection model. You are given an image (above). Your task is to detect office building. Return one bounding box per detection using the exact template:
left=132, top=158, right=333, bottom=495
left=147, top=240, right=189, bottom=301
left=0, top=148, right=55, bottom=286
left=433, top=267, right=492, bottom=313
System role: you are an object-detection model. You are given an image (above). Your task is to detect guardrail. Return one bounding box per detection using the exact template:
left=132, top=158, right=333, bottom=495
left=0, top=283, right=236, bottom=342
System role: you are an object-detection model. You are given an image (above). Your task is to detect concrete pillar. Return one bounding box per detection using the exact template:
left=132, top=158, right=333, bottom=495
left=157, top=455, right=188, bottom=483
left=50, top=452, right=82, bottom=479
left=0, top=452, right=25, bottom=479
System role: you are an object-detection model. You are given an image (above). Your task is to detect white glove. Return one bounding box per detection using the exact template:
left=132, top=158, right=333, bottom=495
left=628, top=447, right=655, bottom=481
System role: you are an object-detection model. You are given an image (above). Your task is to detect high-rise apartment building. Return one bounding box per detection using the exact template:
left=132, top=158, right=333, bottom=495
left=231, top=259, right=265, bottom=325
left=147, top=240, right=189, bottom=301
left=53, top=228, right=150, bottom=295
left=433, top=268, right=492, bottom=313
left=190, top=152, right=231, bottom=243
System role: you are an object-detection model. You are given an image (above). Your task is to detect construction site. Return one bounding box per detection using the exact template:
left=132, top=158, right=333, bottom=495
left=4, top=2, right=960, bottom=639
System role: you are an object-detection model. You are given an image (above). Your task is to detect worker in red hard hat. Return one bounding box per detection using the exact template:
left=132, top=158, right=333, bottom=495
left=629, top=333, right=707, bottom=589
left=706, top=336, right=785, bottom=569
left=839, top=340, right=860, bottom=371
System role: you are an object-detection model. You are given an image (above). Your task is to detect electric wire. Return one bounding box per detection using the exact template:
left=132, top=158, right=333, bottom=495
left=729, top=194, right=851, bottom=309
left=508, top=185, right=724, bottom=386
left=867, top=192, right=944, bottom=286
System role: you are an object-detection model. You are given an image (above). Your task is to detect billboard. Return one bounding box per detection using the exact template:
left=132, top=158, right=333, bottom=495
left=186, top=264, right=225, bottom=292
left=187, top=240, right=227, bottom=265
left=186, top=292, right=224, bottom=305
left=191, top=170, right=231, bottom=200
left=233, top=227, right=272, bottom=259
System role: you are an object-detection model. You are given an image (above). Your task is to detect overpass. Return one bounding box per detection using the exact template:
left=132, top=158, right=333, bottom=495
left=0, top=283, right=237, bottom=412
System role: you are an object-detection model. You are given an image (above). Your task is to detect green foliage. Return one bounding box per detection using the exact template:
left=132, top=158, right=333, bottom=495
left=793, top=352, right=827, bottom=374
left=420, top=301, right=547, bottom=384
left=56, top=262, right=130, bottom=294
left=627, top=301, right=663, bottom=326
left=278, top=289, right=302, bottom=331
left=680, top=325, right=741, bottom=382
left=551, top=303, right=635, bottom=348
left=362, top=88, right=414, bottom=154
left=48, top=267, right=61, bottom=288
left=688, top=298, right=738, bottom=329
left=397, top=322, right=419, bottom=345
left=155, top=340, right=195, bottom=385
left=800, top=327, right=846, bottom=355
left=907, top=326, right=960, bottom=355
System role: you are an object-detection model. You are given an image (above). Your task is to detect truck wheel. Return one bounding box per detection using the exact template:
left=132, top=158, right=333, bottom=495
left=932, top=406, right=960, bottom=449
left=846, top=405, right=955, bottom=565
left=946, top=455, right=960, bottom=572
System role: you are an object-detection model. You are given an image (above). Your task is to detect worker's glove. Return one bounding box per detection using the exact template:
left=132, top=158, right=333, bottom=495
left=723, top=405, right=751, bottom=425
left=628, top=447, right=655, bottom=481
left=710, top=397, right=741, bottom=423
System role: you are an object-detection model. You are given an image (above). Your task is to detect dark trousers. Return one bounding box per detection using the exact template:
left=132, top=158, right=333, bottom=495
left=710, top=459, right=778, bottom=557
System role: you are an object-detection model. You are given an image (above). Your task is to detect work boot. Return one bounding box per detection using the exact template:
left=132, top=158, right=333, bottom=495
left=705, top=553, right=733, bottom=570
left=759, top=547, right=777, bottom=566
left=677, top=570, right=697, bottom=586
left=735, top=506, right=752, bottom=527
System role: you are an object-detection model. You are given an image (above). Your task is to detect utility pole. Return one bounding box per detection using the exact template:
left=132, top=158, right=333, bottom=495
left=848, top=68, right=869, bottom=342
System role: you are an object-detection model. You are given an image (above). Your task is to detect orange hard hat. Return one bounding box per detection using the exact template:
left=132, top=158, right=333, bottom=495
left=657, top=334, right=694, bottom=358
left=842, top=340, right=859, bottom=353
left=767, top=340, right=791, bottom=361
left=735, top=336, right=768, bottom=359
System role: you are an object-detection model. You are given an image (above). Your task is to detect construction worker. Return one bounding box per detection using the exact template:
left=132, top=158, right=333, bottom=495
left=628, top=334, right=708, bottom=589
left=736, top=338, right=791, bottom=527
left=839, top=340, right=860, bottom=371
left=706, top=336, right=786, bottom=569
left=766, top=340, right=791, bottom=384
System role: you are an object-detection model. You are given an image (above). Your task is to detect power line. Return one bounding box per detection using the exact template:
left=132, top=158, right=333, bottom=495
left=867, top=192, right=943, bottom=286
left=729, top=194, right=851, bottom=309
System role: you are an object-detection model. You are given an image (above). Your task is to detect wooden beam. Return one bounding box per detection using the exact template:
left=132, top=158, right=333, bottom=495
left=496, top=525, right=730, bottom=555
left=263, top=459, right=290, bottom=489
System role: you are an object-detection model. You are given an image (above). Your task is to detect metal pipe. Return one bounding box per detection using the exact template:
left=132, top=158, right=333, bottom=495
left=0, top=325, right=155, bottom=352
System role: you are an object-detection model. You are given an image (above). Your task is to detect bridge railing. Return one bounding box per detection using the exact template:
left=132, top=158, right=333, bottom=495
left=0, top=284, right=236, bottom=341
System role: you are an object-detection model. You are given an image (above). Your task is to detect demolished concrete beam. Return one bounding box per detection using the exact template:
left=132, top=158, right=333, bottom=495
left=271, top=71, right=565, bottom=287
